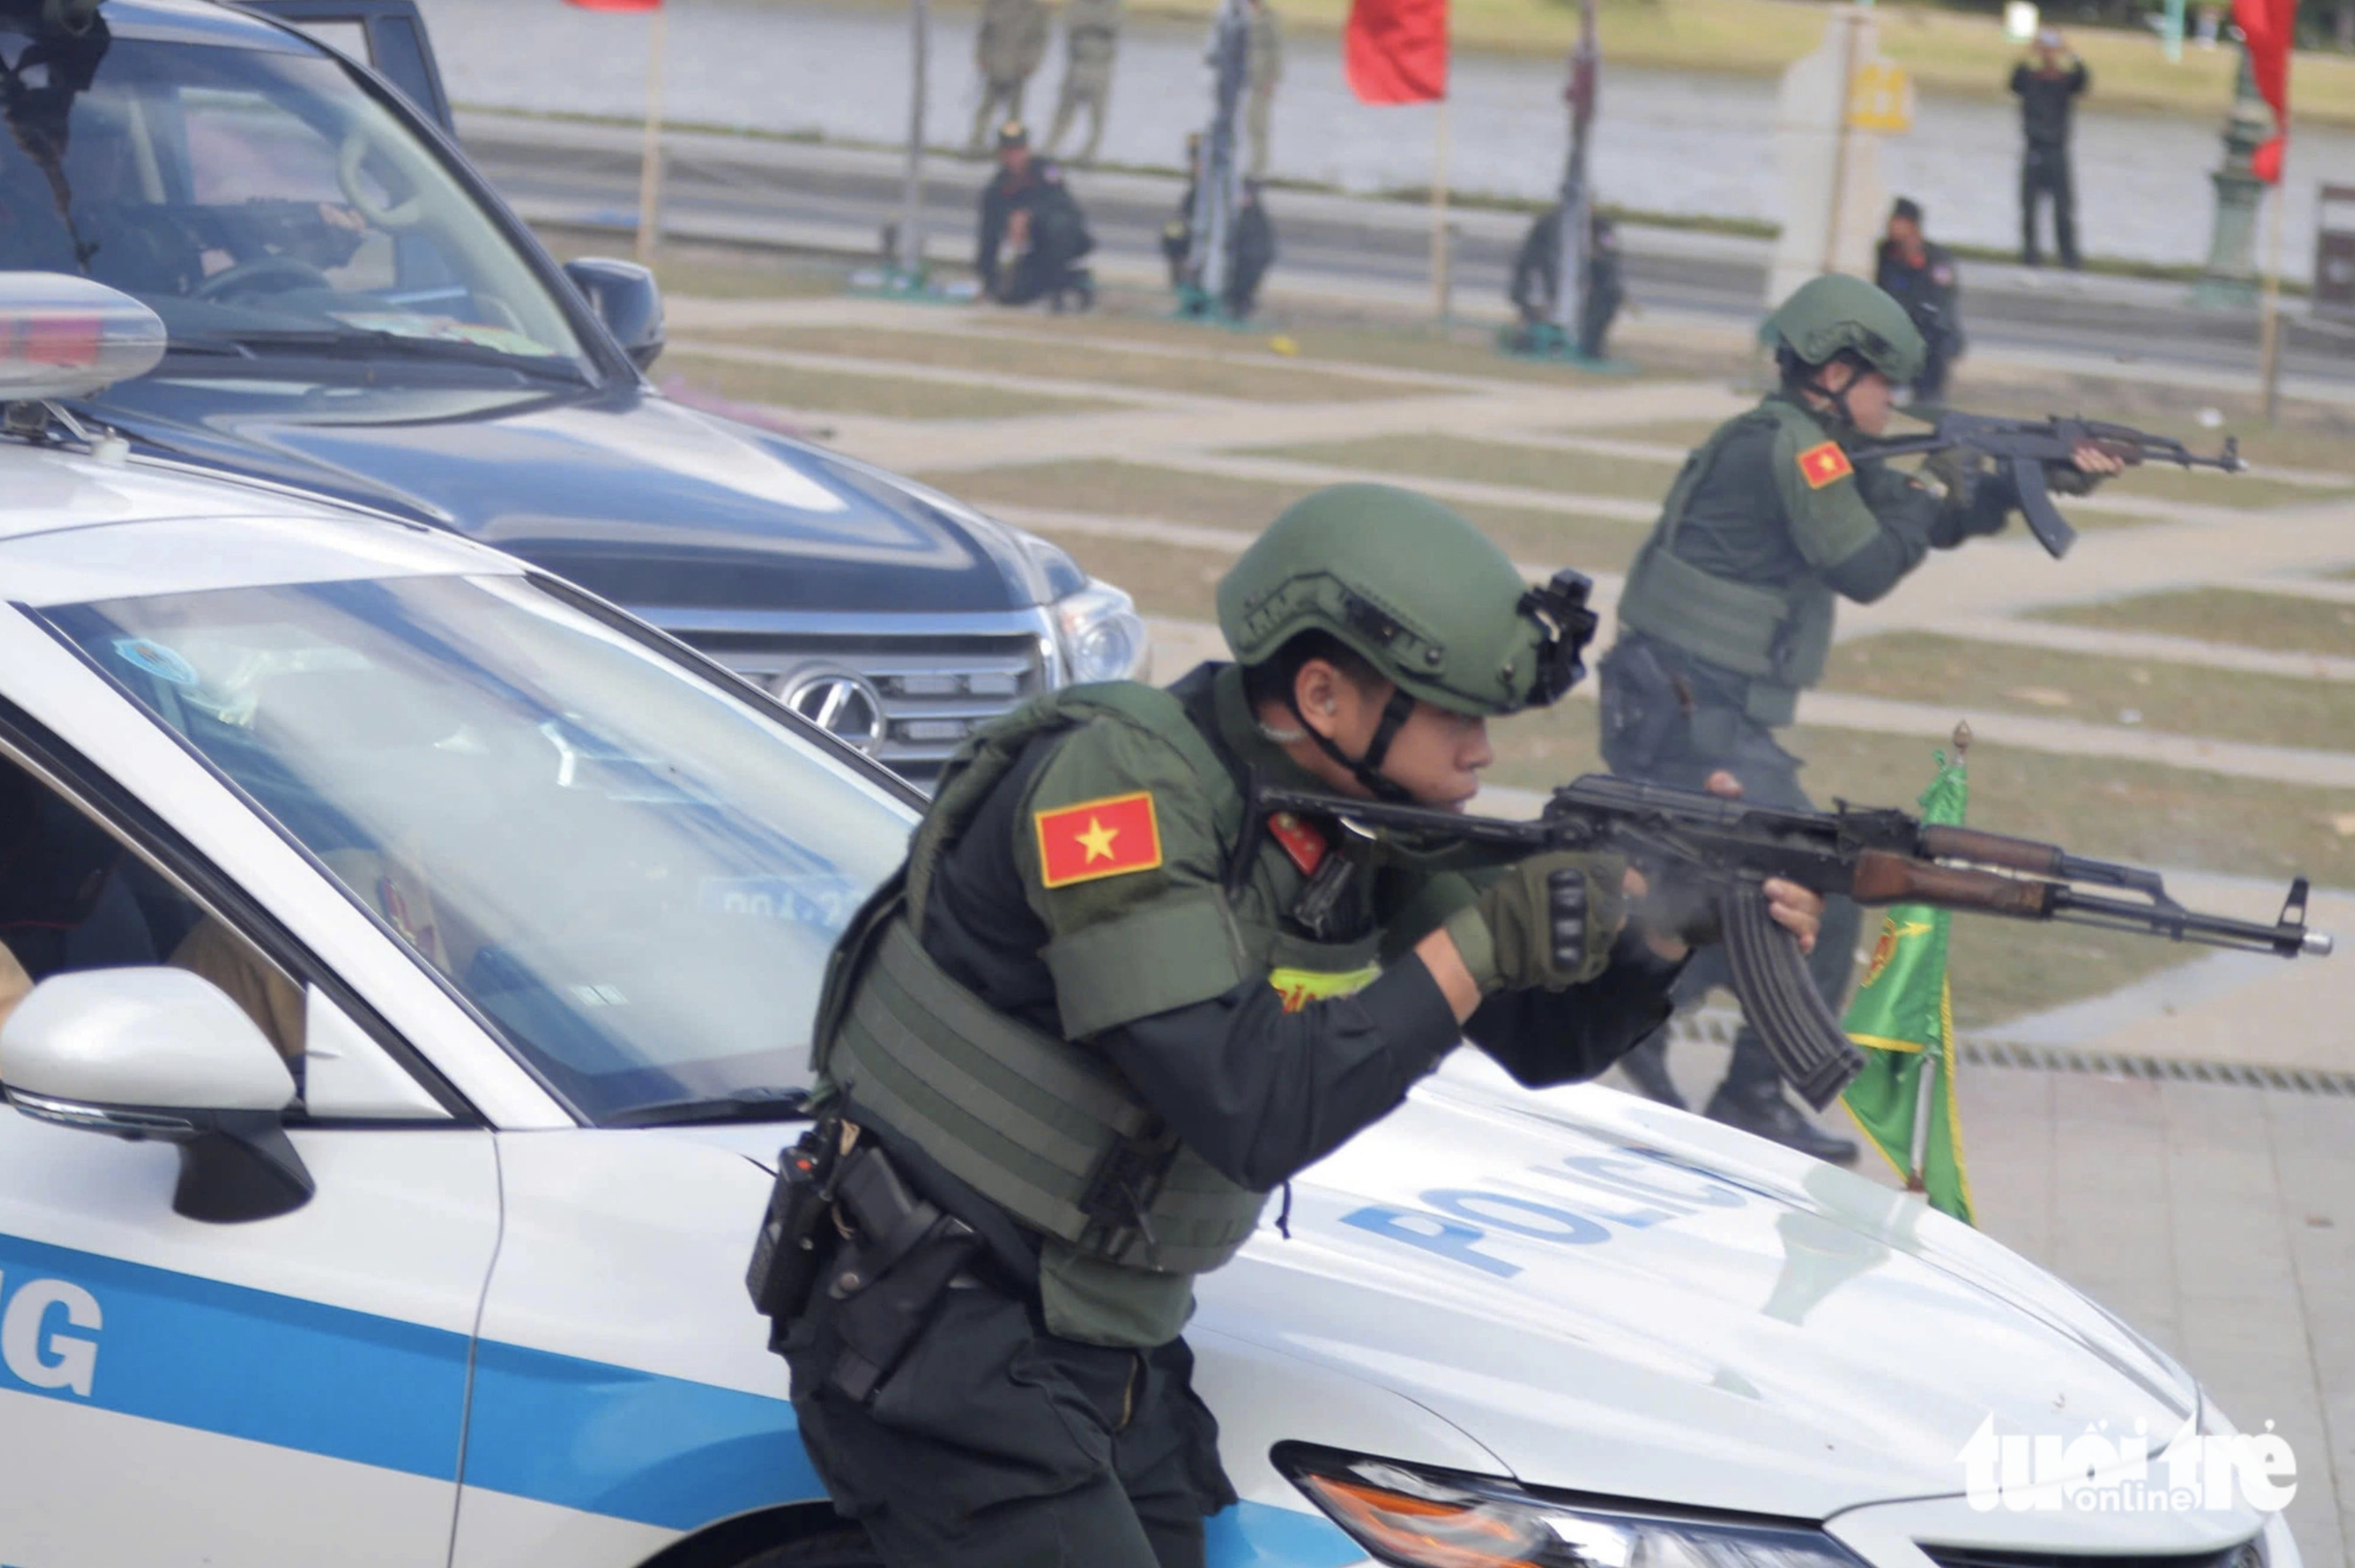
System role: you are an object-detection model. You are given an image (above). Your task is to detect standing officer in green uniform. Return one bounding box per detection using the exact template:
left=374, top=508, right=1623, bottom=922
left=1600, top=274, right=2117, bottom=1159
left=1046, top=0, right=1122, bottom=165
left=772, top=484, right=1824, bottom=1568
left=970, top=0, right=1051, bottom=152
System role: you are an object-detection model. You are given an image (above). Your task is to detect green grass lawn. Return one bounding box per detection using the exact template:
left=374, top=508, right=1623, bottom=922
left=1023, top=526, right=1238, bottom=620
left=927, top=458, right=1649, bottom=575
left=1820, top=632, right=2355, bottom=745
left=962, top=301, right=1743, bottom=384
left=2032, top=588, right=2355, bottom=659
left=741, top=324, right=1421, bottom=402
left=1249, top=433, right=1680, bottom=505
left=536, top=226, right=854, bottom=299
left=661, top=351, right=1112, bottom=419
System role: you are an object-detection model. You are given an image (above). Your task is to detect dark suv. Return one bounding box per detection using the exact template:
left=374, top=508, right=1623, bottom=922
left=0, top=0, right=1144, bottom=786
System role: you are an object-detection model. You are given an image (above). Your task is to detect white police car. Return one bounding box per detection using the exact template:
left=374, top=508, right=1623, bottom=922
left=0, top=276, right=2300, bottom=1568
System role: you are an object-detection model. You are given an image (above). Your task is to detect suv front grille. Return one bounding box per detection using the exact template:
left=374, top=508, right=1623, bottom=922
left=678, top=627, right=1051, bottom=785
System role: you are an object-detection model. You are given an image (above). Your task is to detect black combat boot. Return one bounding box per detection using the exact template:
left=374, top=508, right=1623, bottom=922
left=1704, top=1079, right=1858, bottom=1165
left=1616, top=1037, right=1686, bottom=1111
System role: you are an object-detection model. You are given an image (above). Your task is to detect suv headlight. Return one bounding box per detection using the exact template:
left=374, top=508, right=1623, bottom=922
left=1277, top=1447, right=1871, bottom=1568
left=1053, top=580, right=1149, bottom=684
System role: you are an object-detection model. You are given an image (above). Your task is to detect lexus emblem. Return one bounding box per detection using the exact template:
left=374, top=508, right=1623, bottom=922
left=779, top=668, right=888, bottom=753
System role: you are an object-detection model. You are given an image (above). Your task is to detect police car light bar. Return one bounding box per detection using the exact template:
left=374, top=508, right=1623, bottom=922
left=0, top=273, right=167, bottom=404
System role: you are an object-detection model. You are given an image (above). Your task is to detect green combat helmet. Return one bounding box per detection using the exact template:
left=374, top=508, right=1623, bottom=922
left=1765, top=273, right=1926, bottom=385
left=1217, top=482, right=1596, bottom=796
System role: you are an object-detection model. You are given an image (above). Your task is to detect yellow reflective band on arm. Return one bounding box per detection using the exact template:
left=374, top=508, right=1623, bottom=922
left=1267, top=963, right=1381, bottom=1014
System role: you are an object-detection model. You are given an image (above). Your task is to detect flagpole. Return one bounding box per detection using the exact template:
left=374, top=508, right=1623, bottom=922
left=635, top=2, right=669, bottom=266
left=2257, top=158, right=2287, bottom=421
left=899, top=0, right=930, bottom=280
left=1430, top=94, right=1451, bottom=321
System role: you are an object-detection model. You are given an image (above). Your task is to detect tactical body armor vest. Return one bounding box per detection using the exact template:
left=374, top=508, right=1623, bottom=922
left=1615, top=401, right=1842, bottom=727
left=811, top=680, right=1381, bottom=1279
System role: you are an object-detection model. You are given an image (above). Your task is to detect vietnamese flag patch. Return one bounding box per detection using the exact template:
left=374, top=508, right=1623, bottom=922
left=1796, top=441, right=1853, bottom=489
left=1035, top=792, right=1163, bottom=888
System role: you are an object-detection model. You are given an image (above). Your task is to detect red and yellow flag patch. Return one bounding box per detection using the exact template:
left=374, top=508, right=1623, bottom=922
left=1796, top=440, right=1853, bottom=489
left=1035, top=792, right=1163, bottom=888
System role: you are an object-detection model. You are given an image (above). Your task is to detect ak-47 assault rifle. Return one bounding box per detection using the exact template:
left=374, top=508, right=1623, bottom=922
left=1866, top=412, right=2245, bottom=560
left=1255, top=775, right=2330, bottom=1110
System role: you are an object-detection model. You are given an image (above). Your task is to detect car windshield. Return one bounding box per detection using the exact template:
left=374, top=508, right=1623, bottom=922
left=43, top=574, right=914, bottom=1123
left=0, top=23, right=588, bottom=377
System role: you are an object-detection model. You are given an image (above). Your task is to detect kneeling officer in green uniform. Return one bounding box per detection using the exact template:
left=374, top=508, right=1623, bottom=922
left=1601, top=274, right=2119, bottom=1157
left=766, top=483, right=1824, bottom=1568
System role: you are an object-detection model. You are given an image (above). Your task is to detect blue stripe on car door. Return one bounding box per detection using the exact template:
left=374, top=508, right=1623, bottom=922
left=0, top=1229, right=1362, bottom=1565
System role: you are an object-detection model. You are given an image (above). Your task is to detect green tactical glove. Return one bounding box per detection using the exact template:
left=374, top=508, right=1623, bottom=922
left=1443, top=851, right=1628, bottom=994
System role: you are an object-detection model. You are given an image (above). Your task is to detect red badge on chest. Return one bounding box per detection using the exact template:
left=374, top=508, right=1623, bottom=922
left=1267, top=811, right=1327, bottom=876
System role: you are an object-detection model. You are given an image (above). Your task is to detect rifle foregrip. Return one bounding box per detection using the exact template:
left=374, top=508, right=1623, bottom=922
left=1718, top=886, right=1862, bottom=1111
left=1852, top=851, right=2055, bottom=916
left=1918, top=826, right=2064, bottom=876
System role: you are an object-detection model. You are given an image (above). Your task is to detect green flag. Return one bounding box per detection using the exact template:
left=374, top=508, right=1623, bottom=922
left=1840, top=748, right=1975, bottom=1225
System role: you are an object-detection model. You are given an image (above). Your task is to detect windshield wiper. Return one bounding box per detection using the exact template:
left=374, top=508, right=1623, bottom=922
left=168, top=327, right=590, bottom=386
left=604, top=1085, right=813, bottom=1128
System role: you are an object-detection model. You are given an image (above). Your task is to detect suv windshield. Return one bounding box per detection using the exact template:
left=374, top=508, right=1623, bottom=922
left=45, top=573, right=913, bottom=1123
left=0, top=22, right=588, bottom=377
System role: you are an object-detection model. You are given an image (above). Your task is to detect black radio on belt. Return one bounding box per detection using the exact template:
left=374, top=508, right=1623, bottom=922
left=746, top=1113, right=848, bottom=1329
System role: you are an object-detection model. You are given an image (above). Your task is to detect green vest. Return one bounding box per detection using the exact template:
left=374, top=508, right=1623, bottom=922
left=810, top=680, right=1381, bottom=1290
left=1616, top=400, right=1841, bottom=726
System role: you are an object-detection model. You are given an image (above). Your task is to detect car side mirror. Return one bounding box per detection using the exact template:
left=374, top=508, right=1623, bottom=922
left=0, top=969, right=315, bottom=1224
left=563, top=257, right=665, bottom=372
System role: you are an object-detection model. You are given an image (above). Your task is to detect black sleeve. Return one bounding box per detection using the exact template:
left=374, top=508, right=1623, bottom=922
left=1820, top=469, right=1938, bottom=602
left=976, top=188, right=1006, bottom=290
left=2009, top=62, right=2029, bottom=95
left=1462, top=932, right=1685, bottom=1088
left=2070, top=62, right=2089, bottom=95
left=1098, top=955, right=1462, bottom=1192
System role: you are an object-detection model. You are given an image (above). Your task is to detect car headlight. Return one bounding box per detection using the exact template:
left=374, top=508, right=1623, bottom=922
left=1053, top=580, right=1149, bottom=684
left=1276, top=1447, right=1871, bottom=1568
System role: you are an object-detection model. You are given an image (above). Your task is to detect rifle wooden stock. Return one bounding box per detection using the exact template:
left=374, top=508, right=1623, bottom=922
left=1852, top=851, right=2057, bottom=916
left=1915, top=826, right=2066, bottom=877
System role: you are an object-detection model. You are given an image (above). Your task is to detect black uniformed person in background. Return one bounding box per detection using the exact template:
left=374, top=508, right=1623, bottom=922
left=2010, top=30, right=2089, bottom=269
left=1874, top=197, right=1962, bottom=404
left=1507, top=203, right=1625, bottom=361
left=775, top=484, right=1824, bottom=1568
left=1162, top=132, right=1277, bottom=320
left=974, top=120, right=1096, bottom=311
left=1601, top=274, right=2119, bottom=1160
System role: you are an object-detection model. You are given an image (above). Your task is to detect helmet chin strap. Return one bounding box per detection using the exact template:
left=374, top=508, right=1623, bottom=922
left=1287, top=688, right=1417, bottom=805
left=1800, top=360, right=1861, bottom=429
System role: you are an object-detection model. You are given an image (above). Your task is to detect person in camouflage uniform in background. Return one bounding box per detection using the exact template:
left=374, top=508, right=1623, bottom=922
left=1243, top=0, right=1281, bottom=179
left=1047, top=0, right=1123, bottom=166
left=970, top=0, right=1051, bottom=153
left=1598, top=274, right=2119, bottom=1160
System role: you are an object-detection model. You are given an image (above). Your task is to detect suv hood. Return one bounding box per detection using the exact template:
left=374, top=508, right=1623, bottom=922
left=83, top=377, right=1039, bottom=613
left=1190, top=1067, right=2196, bottom=1521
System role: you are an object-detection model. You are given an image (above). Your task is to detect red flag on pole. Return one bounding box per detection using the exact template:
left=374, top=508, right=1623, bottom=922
left=1344, top=0, right=1447, bottom=104
left=565, top=0, right=661, bottom=10
left=2234, top=0, right=2294, bottom=182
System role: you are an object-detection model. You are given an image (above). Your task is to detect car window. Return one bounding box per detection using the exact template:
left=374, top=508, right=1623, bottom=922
left=0, top=23, right=586, bottom=371
left=43, top=574, right=917, bottom=1124
left=0, top=753, right=303, bottom=1062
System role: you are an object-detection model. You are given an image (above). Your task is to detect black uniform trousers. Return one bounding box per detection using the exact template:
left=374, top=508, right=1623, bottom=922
left=1596, top=636, right=1863, bottom=1100
left=784, top=1277, right=1229, bottom=1568
left=2019, top=142, right=2079, bottom=270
